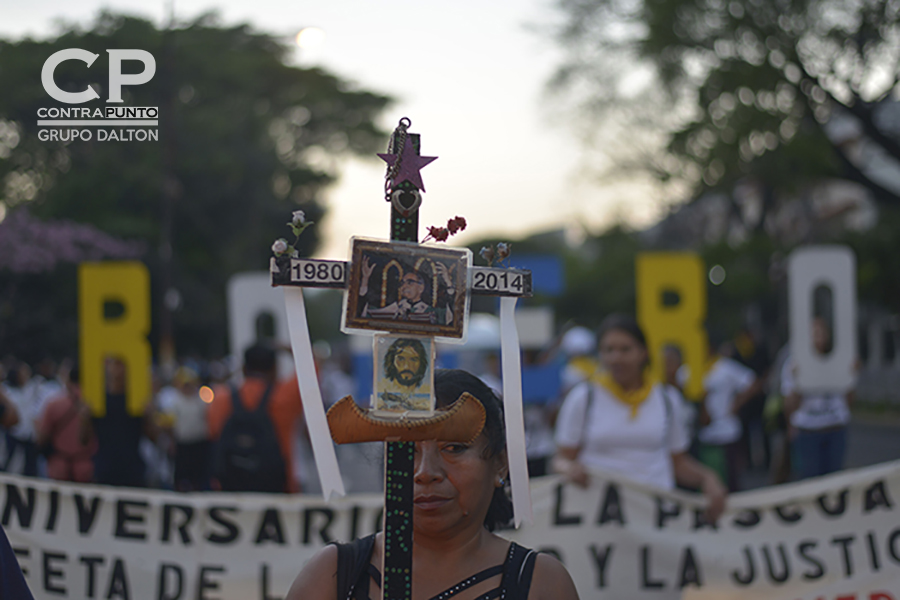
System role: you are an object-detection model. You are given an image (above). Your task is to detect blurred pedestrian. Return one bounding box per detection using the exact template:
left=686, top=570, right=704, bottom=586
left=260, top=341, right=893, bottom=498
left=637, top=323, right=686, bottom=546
left=695, top=332, right=762, bottom=492
left=557, top=326, right=598, bottom=396
left=0, top=362, right=42, bottom=476
left=88, top=357, right=157, bottom=487
left=732, top=326, right=773, bottom=471
left=0, top=386, right=20, bottom=430
left=782, top=317, right=853, bottom=479
left=143, top=369, right=176, bottom=489
left=662, top=344, right=701, bottom=451
left=168, top=367, right=211, bottom=491
left=31, top=357, right=63, bottom=410
left=554, top=314, right=727, bottom=522
left=36, top=364, right=97, bottom=483
left=208, top=343, right=303, bottom=493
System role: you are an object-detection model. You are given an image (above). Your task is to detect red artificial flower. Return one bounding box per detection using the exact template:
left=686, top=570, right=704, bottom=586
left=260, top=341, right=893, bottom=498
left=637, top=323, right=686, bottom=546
left=447, top=216, right=467, bottom=235
left=426, top=226, right=449, bottom=242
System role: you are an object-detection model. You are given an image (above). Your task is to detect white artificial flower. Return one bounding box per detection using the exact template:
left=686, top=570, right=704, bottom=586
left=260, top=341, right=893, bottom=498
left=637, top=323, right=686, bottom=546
left=272, top=238, right=289, bottom=255
left=291, top=210, right=306, bottom=227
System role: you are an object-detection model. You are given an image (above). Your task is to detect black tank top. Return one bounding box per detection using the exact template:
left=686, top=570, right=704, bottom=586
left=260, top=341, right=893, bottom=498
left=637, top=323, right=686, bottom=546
left=332, top=534, right=538, bottom=600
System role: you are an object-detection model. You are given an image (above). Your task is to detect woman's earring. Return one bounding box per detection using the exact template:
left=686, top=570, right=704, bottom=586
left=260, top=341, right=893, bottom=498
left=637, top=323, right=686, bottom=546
left=497, top=476, right=506, bottom=487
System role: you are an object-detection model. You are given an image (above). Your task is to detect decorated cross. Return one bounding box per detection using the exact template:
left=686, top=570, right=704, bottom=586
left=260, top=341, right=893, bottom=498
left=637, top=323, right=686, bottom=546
left=271, top=118, right=533, bottom=600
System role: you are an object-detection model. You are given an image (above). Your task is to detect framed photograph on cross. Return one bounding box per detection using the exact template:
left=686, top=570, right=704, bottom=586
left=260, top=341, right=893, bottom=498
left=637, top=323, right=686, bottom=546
left=342, top=237, right=471, bottom=339
left=372, top=335, right=435, bottom=414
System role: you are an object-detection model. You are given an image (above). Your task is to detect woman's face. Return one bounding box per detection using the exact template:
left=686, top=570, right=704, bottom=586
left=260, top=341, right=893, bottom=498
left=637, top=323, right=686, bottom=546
left=412, top=434, right=505, bottom=536
left=599, top=328, right=647, bottom=386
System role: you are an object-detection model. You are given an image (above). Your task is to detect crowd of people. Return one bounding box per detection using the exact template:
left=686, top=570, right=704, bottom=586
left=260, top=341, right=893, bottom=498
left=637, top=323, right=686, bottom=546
left=0, top=315, right=860, bottom=600
left=0, top=346, right=302, bottom=492
left=539, top=314, right=853, bottom=497
left=0, top=314, right=853, bottom=498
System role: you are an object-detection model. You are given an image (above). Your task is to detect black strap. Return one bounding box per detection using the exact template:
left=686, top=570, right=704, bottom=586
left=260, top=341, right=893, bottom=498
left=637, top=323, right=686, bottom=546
left=579, top=381, right=595, bottom=449
left=429, top=564, right=504, bottom=600
left=229, top=382, right=274, bottom=414
left=335, top=539, right=536, bottom=600
left=660, top=384, right=677, bottom=445
left=497, top=542, right=537, bottom=600
left=366, top=563, right=380, bottom=589
left=333, top=534, right=377, bottom=600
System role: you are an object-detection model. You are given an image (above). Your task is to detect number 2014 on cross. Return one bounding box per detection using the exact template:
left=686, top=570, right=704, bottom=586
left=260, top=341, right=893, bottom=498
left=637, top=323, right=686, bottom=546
left=472, top=268, right=527, bottom=295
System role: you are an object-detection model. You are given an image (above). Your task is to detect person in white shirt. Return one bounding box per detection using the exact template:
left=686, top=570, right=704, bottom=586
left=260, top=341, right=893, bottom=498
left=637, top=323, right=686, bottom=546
left=781, top=317, right=853, bottom=480
left=553, top=314, right=727, bottom=522
left=1, top=362, right=43, bottom=476
left=168, top=367, right=211, bottom=491
left=695, top=337, right=761, bottom=491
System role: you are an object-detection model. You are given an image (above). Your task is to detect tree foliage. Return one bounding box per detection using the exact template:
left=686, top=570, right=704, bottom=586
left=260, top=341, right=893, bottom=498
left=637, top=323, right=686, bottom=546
left=549, top=0, right=900, bottom=214
left=0, top=12, right=392, bottom=359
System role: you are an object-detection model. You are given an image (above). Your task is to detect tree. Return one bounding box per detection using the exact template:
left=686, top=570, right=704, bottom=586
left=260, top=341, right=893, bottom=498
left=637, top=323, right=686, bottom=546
left=548, top=0, right=900, bottom=226
left=0, top=12, right=392, bottom=358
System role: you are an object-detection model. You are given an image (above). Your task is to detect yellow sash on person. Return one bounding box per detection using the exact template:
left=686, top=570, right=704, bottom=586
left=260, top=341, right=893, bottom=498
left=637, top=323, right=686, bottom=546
left=569, top=355, right=599, bottom=380
left=592, top=371, right=655, bottom=419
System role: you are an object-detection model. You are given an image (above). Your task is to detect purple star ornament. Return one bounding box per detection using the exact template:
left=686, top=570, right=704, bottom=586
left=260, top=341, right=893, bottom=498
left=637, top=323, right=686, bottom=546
left=378, top=141, right=437, bottom=192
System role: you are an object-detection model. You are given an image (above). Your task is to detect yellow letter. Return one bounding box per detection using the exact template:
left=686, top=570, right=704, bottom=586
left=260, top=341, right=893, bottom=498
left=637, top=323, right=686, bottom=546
left=636, top=253, right=707, bottom=400
left=79, top=262, right=151, bottom=416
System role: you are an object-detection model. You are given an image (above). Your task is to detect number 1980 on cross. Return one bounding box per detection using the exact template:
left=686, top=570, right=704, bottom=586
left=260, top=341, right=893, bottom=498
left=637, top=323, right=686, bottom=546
left=289, top=259, right=347, bottom=288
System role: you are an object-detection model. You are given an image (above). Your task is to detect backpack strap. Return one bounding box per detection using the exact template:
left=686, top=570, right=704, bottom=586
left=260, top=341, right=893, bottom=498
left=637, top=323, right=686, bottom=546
left=255, top=382, right=275, bottom=413
left=660, top=384, right=676, bottom=442
left=229, top=384, right=244, bottom=414
left=229, top=382, right=274, bottom=414
left=333, top=534, right=377, bottom=600
left=578, top=381, right=596, bottom=450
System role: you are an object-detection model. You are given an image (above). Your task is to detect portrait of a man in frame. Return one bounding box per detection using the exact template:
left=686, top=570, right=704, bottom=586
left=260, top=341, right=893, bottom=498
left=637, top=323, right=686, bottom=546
left=344, top=238, right=469, bottom=339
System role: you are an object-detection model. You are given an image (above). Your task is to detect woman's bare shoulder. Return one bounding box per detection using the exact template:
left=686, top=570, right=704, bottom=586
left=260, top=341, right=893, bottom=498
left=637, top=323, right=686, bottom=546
left=285, top=544, right=338, bottom=600
left=528, top=552, right=580, bottom=600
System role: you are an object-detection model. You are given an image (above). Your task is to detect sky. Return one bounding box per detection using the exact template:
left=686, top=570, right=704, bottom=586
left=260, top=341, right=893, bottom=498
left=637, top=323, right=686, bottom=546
left=1, top=0, right=668, bottom=259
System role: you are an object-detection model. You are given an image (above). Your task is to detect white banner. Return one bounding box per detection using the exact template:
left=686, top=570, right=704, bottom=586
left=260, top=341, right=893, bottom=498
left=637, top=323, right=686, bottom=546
left=3, top=461, right=899, bottom=599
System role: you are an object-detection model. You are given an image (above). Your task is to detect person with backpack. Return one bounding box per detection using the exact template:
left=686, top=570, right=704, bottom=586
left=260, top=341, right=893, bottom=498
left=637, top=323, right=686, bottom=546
left=553, top=314, right=728, bottom=523
left=208, top=343, right=303, bottom=493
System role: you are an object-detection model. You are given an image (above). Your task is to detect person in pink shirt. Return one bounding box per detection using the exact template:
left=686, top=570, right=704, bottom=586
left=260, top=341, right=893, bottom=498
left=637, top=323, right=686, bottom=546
left=37, top=365, right=97, bottom=483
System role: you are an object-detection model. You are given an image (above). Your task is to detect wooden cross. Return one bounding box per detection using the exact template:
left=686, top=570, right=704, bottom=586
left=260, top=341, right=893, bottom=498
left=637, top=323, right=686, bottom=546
left=272, top=119, right=531, bottom=600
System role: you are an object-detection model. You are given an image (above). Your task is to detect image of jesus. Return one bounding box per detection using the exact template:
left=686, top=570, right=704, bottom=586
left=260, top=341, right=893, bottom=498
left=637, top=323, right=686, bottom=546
left=375, top=337, right=433, bottom=412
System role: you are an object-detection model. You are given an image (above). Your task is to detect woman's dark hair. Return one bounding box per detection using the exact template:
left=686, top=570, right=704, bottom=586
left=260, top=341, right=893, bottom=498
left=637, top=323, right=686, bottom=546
left=434, top=368, right=512, bottom=531
left=597, top=313, right=648, bottom=350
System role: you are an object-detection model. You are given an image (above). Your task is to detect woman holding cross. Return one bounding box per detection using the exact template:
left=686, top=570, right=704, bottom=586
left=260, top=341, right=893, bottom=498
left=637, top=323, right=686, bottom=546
left=288, top=368, right=579, bottom=600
